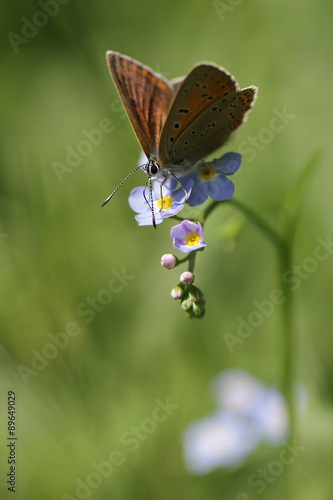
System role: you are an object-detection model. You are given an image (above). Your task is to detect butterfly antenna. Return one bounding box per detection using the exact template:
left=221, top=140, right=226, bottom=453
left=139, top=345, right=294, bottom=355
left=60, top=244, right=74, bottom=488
left=101, top=164, right=144, bottom=207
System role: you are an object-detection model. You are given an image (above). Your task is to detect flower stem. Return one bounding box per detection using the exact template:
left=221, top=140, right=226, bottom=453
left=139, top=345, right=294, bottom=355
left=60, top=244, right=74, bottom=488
left=200, top=200, right=219, bottom=224
left=278, top=240, right=295, bottom=438
left=188, top=251, right=197, bottom=274
left=200, top=197, right=295, bottom=434
left=185, top=154, right=320, bottom=482
left=200, top=198, right=282, bottom=247
left=177, top=254, right=191, bottom=265
left=228, top=199, right=282, bottom=249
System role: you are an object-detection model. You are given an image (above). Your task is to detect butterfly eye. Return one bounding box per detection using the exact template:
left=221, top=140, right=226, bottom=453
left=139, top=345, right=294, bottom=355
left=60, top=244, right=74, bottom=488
left=149, top=162, right=159, bottom=176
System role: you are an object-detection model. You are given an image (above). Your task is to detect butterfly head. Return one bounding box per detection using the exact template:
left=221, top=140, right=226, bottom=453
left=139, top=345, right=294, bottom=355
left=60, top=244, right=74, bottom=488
left=143, top=159, right=165, bottom=229
left=146, top=159, right=160, bottom=178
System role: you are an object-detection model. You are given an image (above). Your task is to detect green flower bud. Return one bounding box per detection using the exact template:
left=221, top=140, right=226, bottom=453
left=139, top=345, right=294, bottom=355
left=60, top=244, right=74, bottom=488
left=181, top=297, right=192, bottom=311
left=171, top=285, right=184, bottom=299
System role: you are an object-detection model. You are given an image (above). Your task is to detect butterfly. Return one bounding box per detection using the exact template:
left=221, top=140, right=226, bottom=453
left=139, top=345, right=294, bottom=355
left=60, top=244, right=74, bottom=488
left=102, top=51, right=258, bottom=226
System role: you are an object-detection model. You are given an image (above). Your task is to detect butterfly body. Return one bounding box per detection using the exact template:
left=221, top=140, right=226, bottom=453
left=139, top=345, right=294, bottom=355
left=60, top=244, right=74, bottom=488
left=103, top=51, right=257, bottom=221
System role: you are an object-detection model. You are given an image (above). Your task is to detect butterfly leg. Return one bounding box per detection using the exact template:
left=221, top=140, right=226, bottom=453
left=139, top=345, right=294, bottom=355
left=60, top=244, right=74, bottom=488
left=158, top=175, right=171, bottom=210
left=149, top=176, right=156, bottom=228
left=169, top=173, right=189, bottom=200
left=143, top=177, right=156, bottom=228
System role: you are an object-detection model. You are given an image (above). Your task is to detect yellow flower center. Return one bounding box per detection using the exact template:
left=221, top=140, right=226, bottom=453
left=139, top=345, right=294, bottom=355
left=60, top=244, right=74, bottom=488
left=186, top=232, right=200, bottom=246
left=156, top=195, right=172, bottom=211
left=199, top=165, right=215, bottom=180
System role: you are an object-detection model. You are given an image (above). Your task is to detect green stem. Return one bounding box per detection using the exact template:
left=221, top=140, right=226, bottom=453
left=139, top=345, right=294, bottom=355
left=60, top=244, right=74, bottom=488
left=188, top=251, right=197, bottom=274
left=228, top=199, right=282, bottom=248
left=200, top=197, right=295, bottom=434
left=278, top=240, right=295, bottom=439
left=172, top=215, right=187, bottom=222
left=200, top=198, right=282, bottom=248
left=171, top=154, right=320, bottom=440
left=177, top=196, right=296, bottom=433
left=200, top=200, right=219, bottom=225
left=177, top=254, right=191, bottom=265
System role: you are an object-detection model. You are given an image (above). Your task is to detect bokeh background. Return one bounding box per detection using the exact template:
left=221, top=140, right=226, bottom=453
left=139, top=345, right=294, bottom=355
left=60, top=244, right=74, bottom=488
left=1, top=0, right=333, bottom=498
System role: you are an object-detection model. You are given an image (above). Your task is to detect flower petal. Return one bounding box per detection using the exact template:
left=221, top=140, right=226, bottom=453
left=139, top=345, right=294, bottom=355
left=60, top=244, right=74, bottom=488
left=138, top=150, right=148, bottom=167
left=170, top=220, right=206, bottom=253
left=182, top=411, right=261, bottom=474
left=206, top=175, right=235, bottom=201
left=211, top=370, right=289, bottom=445
left=185, top=183, right=209, bottom=207
left=153, top=177, right=178, bottom=197
left=211, top=370, right=267, bottom=411
left=181, top=219, right=200, bottom=235
left=212, top=152, right=242, bottom=174
left=135, top=212, right=163, bottom=226
left=173, top=178, right=194, bottom=204
left=173, top=240, right=206, bottom=253
left=128, top=187, right=150, bottom=214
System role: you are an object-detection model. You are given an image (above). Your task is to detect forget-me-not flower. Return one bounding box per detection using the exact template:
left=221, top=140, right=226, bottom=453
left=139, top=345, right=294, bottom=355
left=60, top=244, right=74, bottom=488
left=181, top=152, right=242, bottom=207
left=182, top=369, right=290, bottom=474
left=128, top=177, right=193, bottom=226
left=170, top=220, right=206, bottom=253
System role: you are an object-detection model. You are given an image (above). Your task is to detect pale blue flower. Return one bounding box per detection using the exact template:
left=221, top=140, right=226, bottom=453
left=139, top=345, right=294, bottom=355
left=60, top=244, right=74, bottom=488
left=183, top=412, right=261, bottom=474
left=211, top=370, right=289, bottom=445
left=128, top=177, right=193, bottom=226
left=180, top=152, right=242, bottom=207
left=182, top=369, right=291, bottom=474
left=170, top=220, right=206, bottom=253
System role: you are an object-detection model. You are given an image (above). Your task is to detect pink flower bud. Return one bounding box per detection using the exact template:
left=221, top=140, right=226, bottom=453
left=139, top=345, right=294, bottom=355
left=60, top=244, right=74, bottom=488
left=180, top=271, right=194, bottom=285
left=171, top=286, right=183, bottom=299
left=161, top=253, right=177, bottom=269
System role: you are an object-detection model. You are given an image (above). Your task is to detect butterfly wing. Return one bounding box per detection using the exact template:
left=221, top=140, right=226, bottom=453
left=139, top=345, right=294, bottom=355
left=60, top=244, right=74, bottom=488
left=158, top=63, right=257, bottom=167
left=167, top=86, right=257, bottom=166
left=169, top=76, right=185, bottom=95
left=106, top=51, right=176, bottom=160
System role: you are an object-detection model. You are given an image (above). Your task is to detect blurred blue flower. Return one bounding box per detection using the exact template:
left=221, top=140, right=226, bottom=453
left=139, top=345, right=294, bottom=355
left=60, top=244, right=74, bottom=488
left=211, top=370, right=289, bottom=445
left=181, top=152, right=242, bottom=207
left=128, top=177, right=193, bottom=226
left=183, top=412, right=261, bottom=474
left=182, top=369, right=290, bottom=474
left=170, top=220, right=206, bottom=253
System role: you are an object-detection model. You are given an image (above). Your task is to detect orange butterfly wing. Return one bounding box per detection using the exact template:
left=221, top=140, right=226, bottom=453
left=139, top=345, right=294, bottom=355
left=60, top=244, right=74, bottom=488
left=107, top=51, right=176, bottom=160
left=158, top=64, right=239, bottom=163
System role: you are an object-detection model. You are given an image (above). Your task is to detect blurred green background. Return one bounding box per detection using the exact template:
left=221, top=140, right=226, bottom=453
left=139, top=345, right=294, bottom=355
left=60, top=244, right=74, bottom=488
left=1, top=0, right=333, bottom=498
